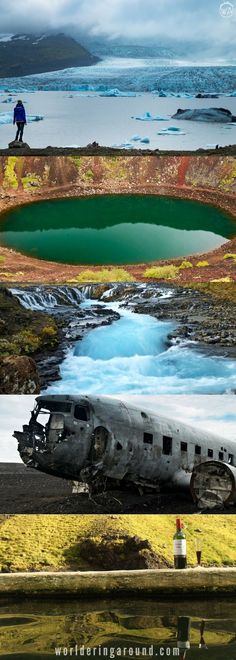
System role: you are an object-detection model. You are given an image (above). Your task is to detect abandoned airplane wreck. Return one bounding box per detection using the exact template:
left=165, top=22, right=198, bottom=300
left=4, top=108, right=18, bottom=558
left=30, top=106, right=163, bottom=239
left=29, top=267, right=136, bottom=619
left=14, top=394, right=236, bottom=511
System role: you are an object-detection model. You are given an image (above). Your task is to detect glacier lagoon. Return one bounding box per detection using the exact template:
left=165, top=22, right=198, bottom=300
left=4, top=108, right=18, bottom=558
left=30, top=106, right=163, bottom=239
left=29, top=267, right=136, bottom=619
left=0, top=58, right=235, bottom=149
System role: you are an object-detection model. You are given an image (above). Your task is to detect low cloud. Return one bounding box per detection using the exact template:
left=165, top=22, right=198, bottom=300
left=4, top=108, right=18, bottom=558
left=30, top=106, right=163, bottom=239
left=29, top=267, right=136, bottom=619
left=0, top=0, right=235, bottom=56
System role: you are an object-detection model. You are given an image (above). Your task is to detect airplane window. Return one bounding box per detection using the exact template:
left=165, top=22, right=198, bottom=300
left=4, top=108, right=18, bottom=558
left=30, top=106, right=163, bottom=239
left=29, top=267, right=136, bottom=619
left=195, top=445, right=201, bottom=455
left=116, top=442, right=123, bottom=451
left=163, top=436, right=172, bottom=455
left=143, top=433, right=153, bottom=445
left=181, top=442, right=188, bottom=452
left=208, top=449, right=213, bottom=458
left=219, top=451, right=224, bottom=461
left=228, top=453, right=234, bottom=465
left=39, top=401, right=72, bottom=413
left=74, top=405, right=88, bottom=421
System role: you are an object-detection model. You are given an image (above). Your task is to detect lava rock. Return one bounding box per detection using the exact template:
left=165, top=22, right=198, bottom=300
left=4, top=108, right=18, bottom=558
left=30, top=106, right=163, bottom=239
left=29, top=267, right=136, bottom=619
left=8, top=141, right=31, bottom=150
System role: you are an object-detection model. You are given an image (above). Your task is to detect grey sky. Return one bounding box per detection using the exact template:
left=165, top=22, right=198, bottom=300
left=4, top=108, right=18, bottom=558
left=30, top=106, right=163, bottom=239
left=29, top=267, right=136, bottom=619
left=0, top=394, right=235, bottom=463
left=0, top=0, right=235, bottom=54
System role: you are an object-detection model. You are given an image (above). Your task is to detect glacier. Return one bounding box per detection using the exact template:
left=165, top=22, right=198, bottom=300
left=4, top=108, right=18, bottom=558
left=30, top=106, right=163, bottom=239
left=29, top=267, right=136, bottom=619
left=0, top=59, right=235, bottom=94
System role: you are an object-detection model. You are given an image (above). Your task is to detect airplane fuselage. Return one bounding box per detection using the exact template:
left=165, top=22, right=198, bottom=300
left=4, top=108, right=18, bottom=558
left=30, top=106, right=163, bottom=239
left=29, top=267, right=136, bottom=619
left=14, top=395, right=236, bottom=504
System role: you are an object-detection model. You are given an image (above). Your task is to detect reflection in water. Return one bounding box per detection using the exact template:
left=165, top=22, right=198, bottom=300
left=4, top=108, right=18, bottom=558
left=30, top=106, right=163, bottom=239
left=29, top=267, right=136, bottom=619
left=0, top=597, right=236, bottom=659
left=0, top=195, right=235, bottom=264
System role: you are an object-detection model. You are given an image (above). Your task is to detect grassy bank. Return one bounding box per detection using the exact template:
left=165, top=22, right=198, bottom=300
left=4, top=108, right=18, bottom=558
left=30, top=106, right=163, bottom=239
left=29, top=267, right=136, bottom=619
left=0, top=515, right=235, bottom=572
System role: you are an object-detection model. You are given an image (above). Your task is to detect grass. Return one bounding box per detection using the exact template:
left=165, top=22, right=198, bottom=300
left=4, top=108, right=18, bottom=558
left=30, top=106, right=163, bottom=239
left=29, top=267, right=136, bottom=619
left=0, top=514, right=236, bottom=572
left=223, top=253, right=236, bottom=260
left=196, top=261, right=209, bottom=267
left=144, top=265, right=179, bottom=280
left=67, top=269, right=134, bottom=283
left=178, top=260, right=193, bottom=269
left=210, top=277, right=233, bottom=283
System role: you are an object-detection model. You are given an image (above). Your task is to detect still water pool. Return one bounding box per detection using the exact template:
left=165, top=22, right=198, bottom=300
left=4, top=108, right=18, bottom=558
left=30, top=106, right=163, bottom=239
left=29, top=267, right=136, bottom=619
left=0, top=195, right=235, bottom=264
left=0, top=597, right=236, bottom=659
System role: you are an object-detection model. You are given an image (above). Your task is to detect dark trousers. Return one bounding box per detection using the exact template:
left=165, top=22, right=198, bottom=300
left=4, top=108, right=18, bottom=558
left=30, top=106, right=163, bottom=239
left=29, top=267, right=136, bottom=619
left=15, top=122, right=25, bottom=142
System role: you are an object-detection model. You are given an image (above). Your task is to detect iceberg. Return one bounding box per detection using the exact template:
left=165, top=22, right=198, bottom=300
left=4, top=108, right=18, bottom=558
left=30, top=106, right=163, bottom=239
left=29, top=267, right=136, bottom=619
left=140, top=136, right=150, bottom=143
left=172, top=108, right=236, bottom=123
left=132, top=111, right=169, bottom=121
left=2, top=97, right=14, bottom=104
left=99, top=88, right=137, bottom=97
left=158, top=127, right=186, bottom=135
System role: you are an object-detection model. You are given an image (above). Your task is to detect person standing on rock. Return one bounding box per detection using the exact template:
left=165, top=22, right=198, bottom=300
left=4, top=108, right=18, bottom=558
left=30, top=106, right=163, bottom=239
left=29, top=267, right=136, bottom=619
left=13, top=100, right=27, bottom=142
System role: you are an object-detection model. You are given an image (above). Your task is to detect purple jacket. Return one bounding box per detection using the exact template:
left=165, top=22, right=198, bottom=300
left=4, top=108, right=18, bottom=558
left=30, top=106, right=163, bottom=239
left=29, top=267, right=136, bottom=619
left=13, top=104, right=26, bottom=124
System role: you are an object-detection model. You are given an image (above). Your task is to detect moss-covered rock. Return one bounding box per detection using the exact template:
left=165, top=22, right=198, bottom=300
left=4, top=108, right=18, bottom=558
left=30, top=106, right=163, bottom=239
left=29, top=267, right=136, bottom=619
left=0, top=355, right=39, bottom=393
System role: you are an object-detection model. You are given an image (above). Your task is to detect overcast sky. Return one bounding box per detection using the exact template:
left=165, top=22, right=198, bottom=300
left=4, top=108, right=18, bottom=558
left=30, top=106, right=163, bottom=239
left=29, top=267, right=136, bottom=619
left=0, top=0, right=235, bottom=55
left=0, top=394, right=235, bottom=462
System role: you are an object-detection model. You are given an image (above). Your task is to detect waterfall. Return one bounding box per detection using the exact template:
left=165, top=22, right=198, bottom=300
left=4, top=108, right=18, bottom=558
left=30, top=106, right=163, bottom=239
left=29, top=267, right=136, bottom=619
left=10, top=286, right=88, bottom=310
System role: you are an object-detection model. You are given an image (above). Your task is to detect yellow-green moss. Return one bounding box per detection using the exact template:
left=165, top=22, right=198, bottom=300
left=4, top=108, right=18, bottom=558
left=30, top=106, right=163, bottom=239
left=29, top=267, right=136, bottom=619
left=22, top=173, right=41, bottom=189
left=82, top=169, right=94, bottom=181
left=69, top=156, right=82, bottom=169
left=3, top=157, right=18, bottom=189
left=218, top=161, right=236, bottom=192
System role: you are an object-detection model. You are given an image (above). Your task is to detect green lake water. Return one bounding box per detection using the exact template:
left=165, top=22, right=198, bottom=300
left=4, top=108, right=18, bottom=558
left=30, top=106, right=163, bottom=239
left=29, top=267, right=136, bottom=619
left=0, top=597, right=236, bottom=658
left=0, top=195, right=235, bottom=265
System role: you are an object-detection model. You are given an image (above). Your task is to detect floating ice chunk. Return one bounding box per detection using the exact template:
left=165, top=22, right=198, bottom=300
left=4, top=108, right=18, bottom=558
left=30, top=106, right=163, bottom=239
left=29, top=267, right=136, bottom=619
left=132, top=111, right=169, bottom=121
left=140, top=136, right=150, bottom=143
left=131, top=134, right=141, bottom=141
left=0, top=112, right=44, bottom=124
left=112, top=142, right=134, bottom=149
left=29, top=115, right=44, bottom=122
left=158, top=127, right=186, bottom=136
left=2, top=97, right=14, bottom=104
left=152, top=90, right=193, bottom=98
left=100, top=88, right=137, bottom=97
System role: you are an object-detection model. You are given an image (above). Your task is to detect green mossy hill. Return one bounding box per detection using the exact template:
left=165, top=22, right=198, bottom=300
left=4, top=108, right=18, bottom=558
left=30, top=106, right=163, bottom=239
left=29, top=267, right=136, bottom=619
left=0, top=287, right=59, bottom=358
left=0, top=515, right=236, bottom=572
